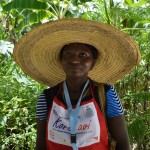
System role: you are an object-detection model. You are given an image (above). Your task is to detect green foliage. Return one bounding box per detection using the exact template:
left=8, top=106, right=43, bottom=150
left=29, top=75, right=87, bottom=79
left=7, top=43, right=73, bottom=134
left=129, top=118, right=146, bottom=143
left=124, top=0, right=147, bottom=7
left=0, top=46, right=45, bottom=149
left=3, top=0, right=49, bottom=11
left=128, top=112, right=149, bottom=142
left=15, top=10, right=50, bottom=31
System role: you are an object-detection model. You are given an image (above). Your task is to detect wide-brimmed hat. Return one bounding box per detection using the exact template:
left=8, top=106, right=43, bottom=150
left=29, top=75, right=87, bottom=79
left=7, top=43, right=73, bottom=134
left=14, top=18, right=141, bottom=86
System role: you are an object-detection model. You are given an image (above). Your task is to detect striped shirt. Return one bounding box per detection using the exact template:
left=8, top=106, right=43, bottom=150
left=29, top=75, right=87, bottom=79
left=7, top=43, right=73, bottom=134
left=36, top=84, right=124, bottom=121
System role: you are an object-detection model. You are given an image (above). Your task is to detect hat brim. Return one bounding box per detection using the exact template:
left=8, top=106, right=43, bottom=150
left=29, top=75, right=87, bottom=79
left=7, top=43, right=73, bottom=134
left=14, top=18, right=141, bottom=86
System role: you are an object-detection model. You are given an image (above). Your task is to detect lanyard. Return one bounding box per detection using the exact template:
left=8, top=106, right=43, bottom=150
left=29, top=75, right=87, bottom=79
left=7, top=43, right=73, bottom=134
left=63, top=79, right=90, bottom=150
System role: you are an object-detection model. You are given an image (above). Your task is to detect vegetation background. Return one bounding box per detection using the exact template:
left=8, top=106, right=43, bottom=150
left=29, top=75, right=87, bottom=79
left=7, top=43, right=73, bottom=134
left=0, top=0, right=149, bottom=149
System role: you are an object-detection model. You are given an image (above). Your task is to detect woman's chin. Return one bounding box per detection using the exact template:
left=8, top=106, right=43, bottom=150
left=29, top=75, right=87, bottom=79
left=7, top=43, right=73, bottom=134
left=66, top=72, right=88, bottom=79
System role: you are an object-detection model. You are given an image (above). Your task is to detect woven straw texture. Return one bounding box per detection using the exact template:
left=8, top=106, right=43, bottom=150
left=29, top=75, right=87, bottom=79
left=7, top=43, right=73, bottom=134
left=14, top=18, right=141, bottom=86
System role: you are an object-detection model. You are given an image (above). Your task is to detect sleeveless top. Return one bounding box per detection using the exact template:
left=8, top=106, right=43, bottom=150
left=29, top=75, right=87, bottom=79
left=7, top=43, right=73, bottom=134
left=46, top=84, right=108, bottom=150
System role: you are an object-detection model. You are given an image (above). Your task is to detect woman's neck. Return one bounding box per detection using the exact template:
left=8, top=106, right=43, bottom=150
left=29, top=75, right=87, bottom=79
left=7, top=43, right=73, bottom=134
left=64, top=77, right=90, bottom=100
left=65, top=76, right=89, bottom=93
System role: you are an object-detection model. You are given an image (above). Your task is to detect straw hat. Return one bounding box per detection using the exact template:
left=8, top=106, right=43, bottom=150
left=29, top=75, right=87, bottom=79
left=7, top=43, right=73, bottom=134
left=14, top=18, right=141, bottom=86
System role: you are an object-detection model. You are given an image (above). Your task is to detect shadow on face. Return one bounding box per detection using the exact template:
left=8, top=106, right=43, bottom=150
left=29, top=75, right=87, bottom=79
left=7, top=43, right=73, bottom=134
left=59, top=42, right=98, bottom=61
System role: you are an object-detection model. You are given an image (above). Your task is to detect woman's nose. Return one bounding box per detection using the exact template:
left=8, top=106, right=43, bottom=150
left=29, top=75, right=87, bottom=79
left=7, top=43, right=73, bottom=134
left=71, top=55, right=80, bottom=63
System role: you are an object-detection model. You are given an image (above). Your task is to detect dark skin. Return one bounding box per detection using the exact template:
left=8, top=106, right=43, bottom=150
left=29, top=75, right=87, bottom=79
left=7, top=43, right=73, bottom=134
left=36, top=43, right=130, bottom=150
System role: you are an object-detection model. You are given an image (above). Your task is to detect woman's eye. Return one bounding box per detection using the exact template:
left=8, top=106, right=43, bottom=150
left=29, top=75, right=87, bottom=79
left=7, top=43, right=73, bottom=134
left=80, top=53, right=87, bottom=58
left=63, top=52, right=71, bottom=57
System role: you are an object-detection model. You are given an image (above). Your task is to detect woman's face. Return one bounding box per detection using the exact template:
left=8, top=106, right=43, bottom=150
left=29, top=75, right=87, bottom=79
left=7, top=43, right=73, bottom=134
left=60, top=43, right=96, bottom=79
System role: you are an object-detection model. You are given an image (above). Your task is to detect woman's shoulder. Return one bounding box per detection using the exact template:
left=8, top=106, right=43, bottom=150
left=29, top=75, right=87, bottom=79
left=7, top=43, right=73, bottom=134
left=92, top=80, right=113, bottom=93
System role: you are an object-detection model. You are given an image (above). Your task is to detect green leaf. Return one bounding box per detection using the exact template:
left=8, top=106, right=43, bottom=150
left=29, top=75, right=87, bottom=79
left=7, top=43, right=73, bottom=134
left=138, top=20, right=150, bottom=24
left=129, top=92, right=150, bottom=102
left=70, top=0, right=78, bottom=6
left=0, top=115, right=7, bottom=126
left=80, top=0, right=92, bottom=3
left=123, top=0, right=147, bottom=7
left=3, top=0, right=50, bottom=11
left=128, top=118, right=147, bottom=144
left=15, top=10, right=50, bottom=31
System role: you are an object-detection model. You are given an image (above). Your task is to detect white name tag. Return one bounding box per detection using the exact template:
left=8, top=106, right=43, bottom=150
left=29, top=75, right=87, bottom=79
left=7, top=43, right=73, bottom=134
left=48, top=101, right=100, bottom=147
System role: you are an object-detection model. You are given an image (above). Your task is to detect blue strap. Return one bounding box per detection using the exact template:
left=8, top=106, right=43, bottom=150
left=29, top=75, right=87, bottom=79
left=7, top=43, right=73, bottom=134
left=63, top=80, right=89, bottom=150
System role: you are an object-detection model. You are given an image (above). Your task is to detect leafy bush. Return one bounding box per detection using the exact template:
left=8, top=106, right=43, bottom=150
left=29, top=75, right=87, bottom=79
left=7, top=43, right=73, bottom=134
left=0, top=48, right=45, bottom=149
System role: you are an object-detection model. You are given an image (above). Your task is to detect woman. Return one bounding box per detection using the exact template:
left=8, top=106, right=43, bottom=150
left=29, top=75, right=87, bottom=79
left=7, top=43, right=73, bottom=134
left=13, top=19, right=141, bottom=150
